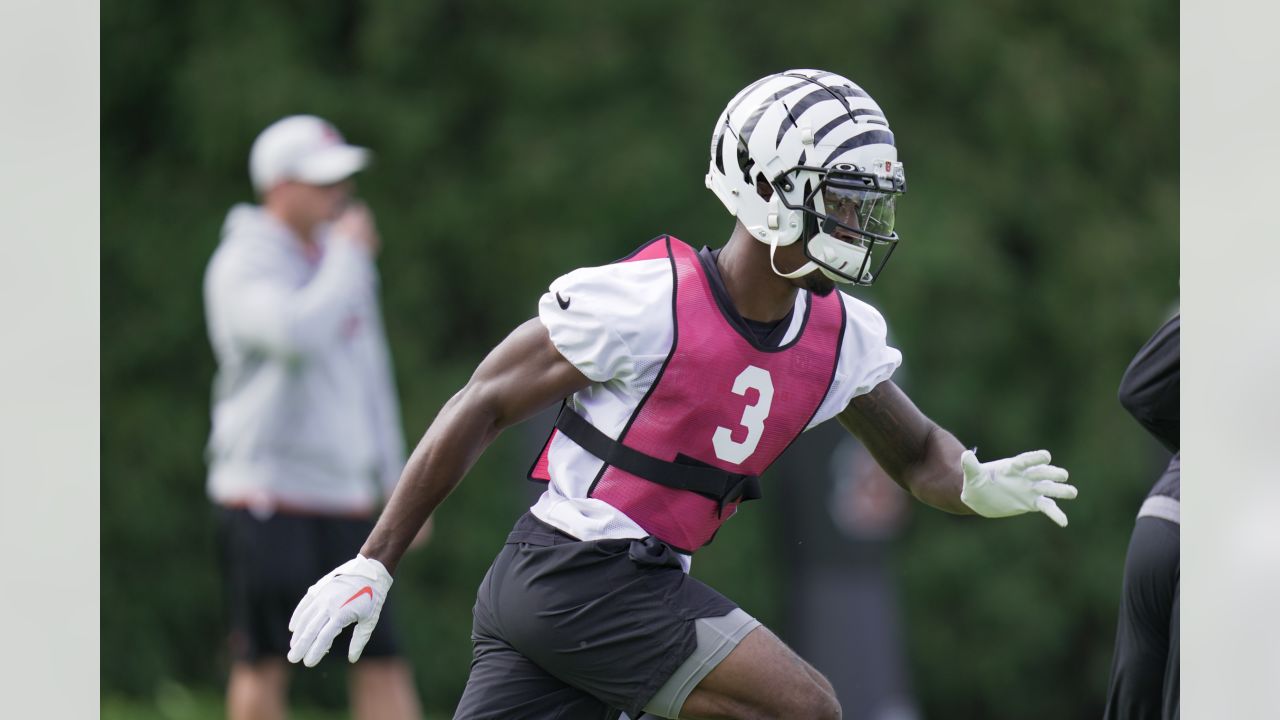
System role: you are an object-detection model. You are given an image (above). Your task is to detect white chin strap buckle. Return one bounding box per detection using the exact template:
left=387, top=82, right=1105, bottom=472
left=768, top=235, right=817, bottom=279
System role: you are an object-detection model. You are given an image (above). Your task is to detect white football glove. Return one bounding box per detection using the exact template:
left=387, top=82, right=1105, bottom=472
left=287, top=554, right=393, bottom=667
left=960, top=449, right=1078, bottom=527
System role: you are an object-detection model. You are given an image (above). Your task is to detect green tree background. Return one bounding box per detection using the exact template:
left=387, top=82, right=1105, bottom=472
left=102, top=1, right=1177, bottom=717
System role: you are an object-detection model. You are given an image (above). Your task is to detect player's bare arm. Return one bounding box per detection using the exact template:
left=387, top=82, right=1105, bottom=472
left=285, top=318, right=589, bottom=667
left=836, top=380, right=971, bottom=514
left=362, top=318, right=592, bottom=574
left=838, top=380, right=1078, bottom=525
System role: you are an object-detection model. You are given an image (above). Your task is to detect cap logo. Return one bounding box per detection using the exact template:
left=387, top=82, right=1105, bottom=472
left=319, top=123, right=342, bottom=145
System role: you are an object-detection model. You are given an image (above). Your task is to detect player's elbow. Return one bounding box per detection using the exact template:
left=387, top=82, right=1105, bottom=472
left=448, top=378, right=508, bottom=440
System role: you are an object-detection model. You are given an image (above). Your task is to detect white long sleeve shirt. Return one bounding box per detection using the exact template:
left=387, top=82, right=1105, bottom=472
left=202, top=204, right=406, bottom=515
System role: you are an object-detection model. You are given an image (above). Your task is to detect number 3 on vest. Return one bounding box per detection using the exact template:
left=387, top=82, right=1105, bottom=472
left=712, top=365, right=775, bottom=464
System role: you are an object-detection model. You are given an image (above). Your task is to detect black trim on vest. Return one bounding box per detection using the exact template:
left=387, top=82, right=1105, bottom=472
left=587, top=236, right=681, bottom=496
left=613, top=234, right=670, bottom=263
left=775, top=291, right=848, bottom=464
left=525, top=400, right=565, bottom=482
left=701, top=247, right=794, bottom=349
left=557, top=406, right=762, bottom=515
left=695, top=246, right=814, bottom=353
left=529, top=235, right=675, bottom=487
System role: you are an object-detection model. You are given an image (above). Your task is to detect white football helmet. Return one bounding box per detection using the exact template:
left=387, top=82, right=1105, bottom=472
left=706, top=69, right=906, bottom=285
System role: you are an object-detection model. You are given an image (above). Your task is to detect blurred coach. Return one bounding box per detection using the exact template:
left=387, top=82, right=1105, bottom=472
left=203, top=115, right=424, bottom=720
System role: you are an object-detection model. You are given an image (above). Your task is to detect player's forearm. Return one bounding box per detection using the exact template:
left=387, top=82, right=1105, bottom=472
left=359, top=320, right=593, bottom=573
left=899, top=424, right=973, bottom=515
left=360, top=384, right=503, bottom=574
left=837, top=381, right=972, bottom=515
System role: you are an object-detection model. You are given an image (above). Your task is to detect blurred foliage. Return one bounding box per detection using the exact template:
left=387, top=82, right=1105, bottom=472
left=102, top=0, right=1176, bottom=717
left=101, top=683, right=448, bottom=720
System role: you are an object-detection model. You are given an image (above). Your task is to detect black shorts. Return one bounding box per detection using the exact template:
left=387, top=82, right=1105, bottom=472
left=216, top=506, right=402, bottom=663
left=1104, top=515, right=1180, bottom=720
left=454, top=512, right=741, bottom=720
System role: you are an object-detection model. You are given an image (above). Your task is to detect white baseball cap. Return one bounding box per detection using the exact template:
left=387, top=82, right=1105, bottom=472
left=249, top=115, right=370, bottom=193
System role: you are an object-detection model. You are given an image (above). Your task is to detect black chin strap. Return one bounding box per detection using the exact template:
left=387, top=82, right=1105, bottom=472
left=554, top=405, right=762, bottom=516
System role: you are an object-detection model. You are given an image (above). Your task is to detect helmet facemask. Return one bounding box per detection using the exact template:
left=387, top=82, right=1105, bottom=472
left=774, top=161, right=905, bottom=286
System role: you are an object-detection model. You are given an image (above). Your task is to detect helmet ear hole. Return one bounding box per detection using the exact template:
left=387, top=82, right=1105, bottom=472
left=754, top=173, right=774, bottom=201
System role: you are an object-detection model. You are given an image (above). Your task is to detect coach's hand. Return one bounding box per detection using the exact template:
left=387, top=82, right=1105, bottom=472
left=287, top=554, right=393, bottom=667
left=959, top=449, right=1078, bottom=527
left=332, top=201, right=380, bottom=256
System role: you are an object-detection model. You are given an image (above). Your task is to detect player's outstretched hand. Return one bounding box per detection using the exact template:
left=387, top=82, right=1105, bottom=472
left=287, top=554, right=393, bottom=667
left=959, top=449, right=1078, bottom=527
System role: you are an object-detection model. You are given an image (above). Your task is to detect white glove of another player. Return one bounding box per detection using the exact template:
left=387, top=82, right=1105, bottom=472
left=287, top=554, right=393, bottom=667
left=960, top=449, right=1078, bottom=527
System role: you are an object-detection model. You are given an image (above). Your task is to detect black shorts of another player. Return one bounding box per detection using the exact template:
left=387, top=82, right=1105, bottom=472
left=216, top=506, right=402, bottom=663
left=1104, top=515, right=1180, bottom=720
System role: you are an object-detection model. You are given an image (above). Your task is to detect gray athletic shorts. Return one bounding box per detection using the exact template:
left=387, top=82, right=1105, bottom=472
left=453, top=512, right=760, bottom=719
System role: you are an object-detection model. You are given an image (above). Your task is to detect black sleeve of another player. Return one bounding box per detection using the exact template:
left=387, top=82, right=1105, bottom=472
left=1118, top=313, right=1179, bottom=452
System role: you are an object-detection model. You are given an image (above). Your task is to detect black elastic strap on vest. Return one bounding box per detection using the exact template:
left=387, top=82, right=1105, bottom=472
left=555, top=406, right=762, bottom=515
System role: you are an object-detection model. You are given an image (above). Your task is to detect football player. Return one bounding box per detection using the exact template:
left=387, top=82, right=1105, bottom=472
left=1104, top=312, right=1179, bottom=720
left=286, top=69, right=1079, bottom=719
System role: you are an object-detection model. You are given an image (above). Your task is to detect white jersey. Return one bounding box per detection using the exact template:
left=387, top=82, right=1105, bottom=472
left=529, top=247, right=901, bottom=564
left=203, top=204, right=406, bottom=515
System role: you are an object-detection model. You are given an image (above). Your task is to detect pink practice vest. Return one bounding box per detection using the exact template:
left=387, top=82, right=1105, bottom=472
left=531, top=236, right=846, bottom=552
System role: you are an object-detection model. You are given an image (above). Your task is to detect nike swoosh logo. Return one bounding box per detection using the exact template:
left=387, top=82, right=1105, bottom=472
left=340, top=586, right=373, bottom=608
left=555, top=292, right=571, bottom=310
